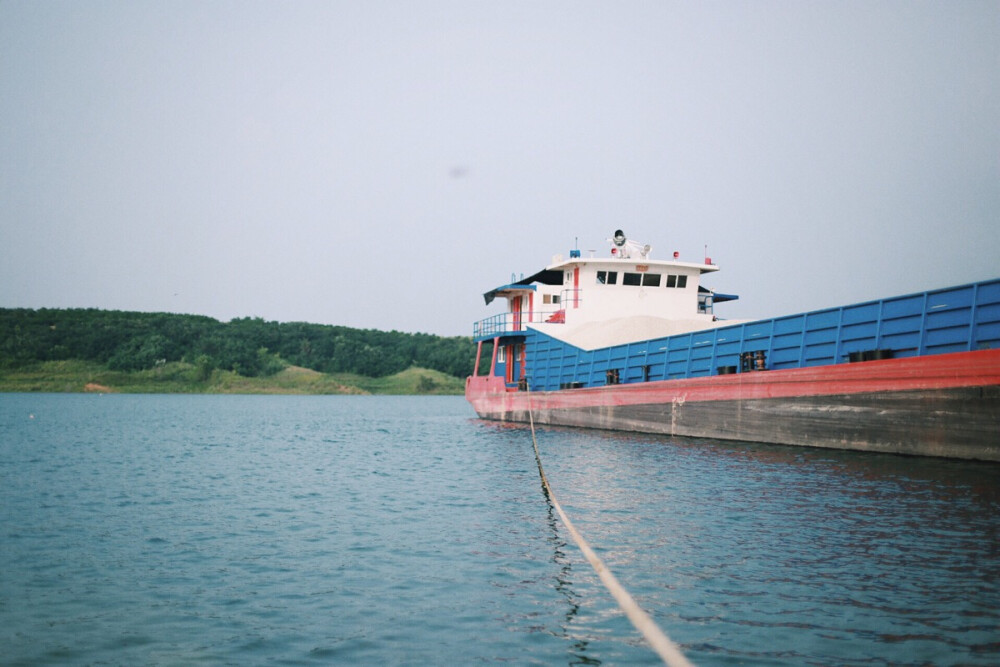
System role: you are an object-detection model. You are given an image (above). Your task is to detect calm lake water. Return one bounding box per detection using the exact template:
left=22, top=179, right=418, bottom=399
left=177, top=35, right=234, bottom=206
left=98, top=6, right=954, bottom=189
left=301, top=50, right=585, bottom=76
left=2, top=393, right=998, bottom=665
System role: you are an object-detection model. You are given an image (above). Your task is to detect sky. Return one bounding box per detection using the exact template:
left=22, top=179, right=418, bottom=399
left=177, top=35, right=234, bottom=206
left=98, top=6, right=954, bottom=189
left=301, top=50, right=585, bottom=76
left=1, top=1, right=997, bottom=337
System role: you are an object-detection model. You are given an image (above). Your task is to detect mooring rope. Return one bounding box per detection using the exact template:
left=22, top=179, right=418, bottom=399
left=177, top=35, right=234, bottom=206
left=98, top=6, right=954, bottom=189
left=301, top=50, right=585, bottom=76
left=528, top=407, right=694, bottom=667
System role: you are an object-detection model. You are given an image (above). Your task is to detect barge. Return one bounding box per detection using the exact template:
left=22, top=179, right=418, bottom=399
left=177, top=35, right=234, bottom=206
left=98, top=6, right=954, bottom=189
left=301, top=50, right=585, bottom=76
left=465, top=231, right=1000, bottom=461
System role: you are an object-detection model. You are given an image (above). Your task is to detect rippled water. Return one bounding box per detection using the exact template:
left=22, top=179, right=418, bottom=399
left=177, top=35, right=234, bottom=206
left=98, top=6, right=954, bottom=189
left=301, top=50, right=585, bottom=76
left=1, top=393, right=998, bottom=665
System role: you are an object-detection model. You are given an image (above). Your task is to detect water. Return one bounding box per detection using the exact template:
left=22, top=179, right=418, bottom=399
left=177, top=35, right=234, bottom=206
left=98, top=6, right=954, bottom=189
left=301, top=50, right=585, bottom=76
left=1, top=394, right=998, bottom=665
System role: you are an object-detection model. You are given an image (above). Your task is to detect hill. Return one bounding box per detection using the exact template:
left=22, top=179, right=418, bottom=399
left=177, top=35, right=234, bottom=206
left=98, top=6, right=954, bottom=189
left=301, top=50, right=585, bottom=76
left=0, top=309, right=473, bottom=395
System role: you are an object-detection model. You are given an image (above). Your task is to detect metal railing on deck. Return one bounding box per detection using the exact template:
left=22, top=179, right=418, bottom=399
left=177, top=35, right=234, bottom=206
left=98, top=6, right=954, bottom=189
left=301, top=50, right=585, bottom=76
left=473, top=310, right=564, bottom=339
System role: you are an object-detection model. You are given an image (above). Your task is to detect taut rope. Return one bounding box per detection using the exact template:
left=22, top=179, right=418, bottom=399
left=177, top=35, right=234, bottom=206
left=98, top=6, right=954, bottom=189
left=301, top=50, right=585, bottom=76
left=528, top=407, right=694, bottom=667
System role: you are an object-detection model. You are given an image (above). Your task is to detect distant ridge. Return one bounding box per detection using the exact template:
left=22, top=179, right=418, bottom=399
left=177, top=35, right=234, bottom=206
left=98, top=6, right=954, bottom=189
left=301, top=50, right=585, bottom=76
left=0, top=308, right=473, bottom=394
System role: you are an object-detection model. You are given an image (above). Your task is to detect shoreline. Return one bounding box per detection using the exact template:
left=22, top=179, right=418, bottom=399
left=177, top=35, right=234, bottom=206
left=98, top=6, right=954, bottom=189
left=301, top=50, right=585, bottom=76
left=0, top=360, right=464, bottom=396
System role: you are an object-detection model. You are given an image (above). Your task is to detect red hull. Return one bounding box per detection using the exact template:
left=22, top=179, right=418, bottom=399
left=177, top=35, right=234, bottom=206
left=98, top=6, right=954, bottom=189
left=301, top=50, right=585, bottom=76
left=466, top=349, right=1000, bottom=461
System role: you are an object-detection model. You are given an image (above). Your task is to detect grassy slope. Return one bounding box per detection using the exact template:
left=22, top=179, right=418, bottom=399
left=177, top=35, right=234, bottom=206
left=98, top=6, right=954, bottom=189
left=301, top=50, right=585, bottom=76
left=0, top=360, right=466, bottom=395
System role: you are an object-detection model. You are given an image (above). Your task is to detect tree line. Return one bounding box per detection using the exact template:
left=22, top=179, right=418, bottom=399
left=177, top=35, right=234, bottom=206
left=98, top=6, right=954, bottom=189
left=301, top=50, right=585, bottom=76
left=0, top=308, right=475, bottom=379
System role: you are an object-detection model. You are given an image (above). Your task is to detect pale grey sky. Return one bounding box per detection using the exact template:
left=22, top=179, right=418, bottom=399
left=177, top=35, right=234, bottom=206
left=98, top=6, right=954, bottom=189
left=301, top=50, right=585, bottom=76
left=2, top=1, right=997, bottom=336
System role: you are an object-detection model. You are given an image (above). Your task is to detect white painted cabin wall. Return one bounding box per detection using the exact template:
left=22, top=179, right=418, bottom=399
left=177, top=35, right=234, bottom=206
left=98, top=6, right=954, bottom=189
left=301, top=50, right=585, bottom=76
left=560, top=262, right=709, bottom=326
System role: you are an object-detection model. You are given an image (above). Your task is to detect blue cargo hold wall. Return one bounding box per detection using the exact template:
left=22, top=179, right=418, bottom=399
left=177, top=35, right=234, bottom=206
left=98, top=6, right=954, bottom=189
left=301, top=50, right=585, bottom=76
left=526, top=279, right=1000, bottom=391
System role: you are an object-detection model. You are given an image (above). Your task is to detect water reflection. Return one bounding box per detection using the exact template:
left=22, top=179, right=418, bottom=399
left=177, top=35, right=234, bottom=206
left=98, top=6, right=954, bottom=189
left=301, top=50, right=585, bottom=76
left=540, top=499, right=604, bottom=666
left=521, top=422, right=1000, bottom=665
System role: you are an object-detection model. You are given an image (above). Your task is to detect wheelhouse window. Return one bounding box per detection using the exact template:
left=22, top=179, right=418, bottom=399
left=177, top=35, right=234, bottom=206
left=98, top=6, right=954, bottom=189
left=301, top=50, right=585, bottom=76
left=596, top=270, right=618, bottom=285
left=665, top=274, right=688, bottom=288
left=623, top=272, right=642, bottom=286
left=642, top=273, right=661, bottom=287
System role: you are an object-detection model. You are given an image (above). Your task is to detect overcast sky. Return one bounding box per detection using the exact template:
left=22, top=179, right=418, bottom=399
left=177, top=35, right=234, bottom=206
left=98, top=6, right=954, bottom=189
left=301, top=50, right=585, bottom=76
left=2, top=1, right=997, bottom=336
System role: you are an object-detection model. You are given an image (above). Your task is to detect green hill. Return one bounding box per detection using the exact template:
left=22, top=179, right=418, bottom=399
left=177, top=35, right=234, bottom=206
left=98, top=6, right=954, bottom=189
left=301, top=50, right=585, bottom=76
left=0, top=359, right=467, bottom=396
left=0, top=309, right=473, bottom=395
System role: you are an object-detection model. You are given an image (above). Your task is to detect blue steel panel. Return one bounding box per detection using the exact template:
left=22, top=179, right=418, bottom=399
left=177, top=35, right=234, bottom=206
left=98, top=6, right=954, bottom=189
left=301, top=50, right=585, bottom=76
left=881, top=315, right=922, bottom=335
left=533, top=351, right=550, bottom=387
left=803, top=341, right=836, bottom=362
left=975, top=280, right=1000, bottom=304
left=923, top=342, right=968, bottom=355
left=772, top=314, right=805, bottom=334
left=880, top=331, right=920, bottom=353
left=928, top=285, right=975, bottom=309
left=977, top=302, right=1000, bottom=323
left=667, top=347, right=690, bottom=362
left=583, top=360, right=601, bottom=386
left=772, top=331, right=804, bottom=350
left=716, top=339, right=742, bottom=357
left=690, top=342, right=714, bottom=359
left=646, top=351, right=667, bottom=367
left=841, top=302, right=880, bottom=324
left=806, top=309, right=840, bottom=330
left=689, top=361, right=712, bottom=376
left=976, top=322, right=1000, bottom=347
left=715, top=353, right=740, bottom=368
left=882, top=294, right=924, bottom=319
left=651, top=337, right=671, bottom=350
left=744, top=321, right=773, bottom=340
left=666, top=358, right=688, bottom=378
left=560, top=355, right=578, bottom=372
left=925, top=326, right=970, bottom=347
left=926, top=308, right=971, bottom=330
left=646, top=351, right=667, bottom=382
left=804, top=328, right=838, bottom=344
left=716, top=322, right=743, bottom=335
left=840, top=321, right=878, bottom=342
left=770, top=350, right=800, bottom=369
left=713, top=327, right=742, bottom=344
left=624, top=367, right=643, bottom=382
left=692, top=332, right=715, bottom=347
left=689, top=359, right=713, bottom=376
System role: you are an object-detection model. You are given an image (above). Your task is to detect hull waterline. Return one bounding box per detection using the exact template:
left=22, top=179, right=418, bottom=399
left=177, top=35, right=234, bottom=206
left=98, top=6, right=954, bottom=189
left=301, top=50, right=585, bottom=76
left=467, top=349, right=1000, bottom=461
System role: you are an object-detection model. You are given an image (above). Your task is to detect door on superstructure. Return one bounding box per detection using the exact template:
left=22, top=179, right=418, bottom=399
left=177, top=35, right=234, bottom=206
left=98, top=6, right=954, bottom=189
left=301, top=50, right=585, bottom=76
left=518, top=344, right=526, bottom=389
left=504, top=343, right=525, bottom=388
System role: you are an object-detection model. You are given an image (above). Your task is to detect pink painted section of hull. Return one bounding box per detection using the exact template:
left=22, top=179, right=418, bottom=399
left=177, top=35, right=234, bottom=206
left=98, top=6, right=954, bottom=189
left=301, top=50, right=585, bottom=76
left=465, top=349, right=1000, bottom=460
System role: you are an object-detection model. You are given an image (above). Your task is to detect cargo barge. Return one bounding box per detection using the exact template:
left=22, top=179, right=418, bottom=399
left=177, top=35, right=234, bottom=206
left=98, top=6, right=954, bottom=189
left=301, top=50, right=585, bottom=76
left=465, top=231, right=1000, bottom=461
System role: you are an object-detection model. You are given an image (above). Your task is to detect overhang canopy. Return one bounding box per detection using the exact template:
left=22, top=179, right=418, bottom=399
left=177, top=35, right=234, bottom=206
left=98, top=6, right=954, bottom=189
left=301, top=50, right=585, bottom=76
left=699, top=286, right=739, bottom=303
left=483, top=269, right=564, bottom=305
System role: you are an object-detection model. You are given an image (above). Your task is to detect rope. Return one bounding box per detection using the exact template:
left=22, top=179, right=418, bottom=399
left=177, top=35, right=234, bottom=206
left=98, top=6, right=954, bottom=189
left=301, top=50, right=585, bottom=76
left=528, top=408, right=694, bottom=667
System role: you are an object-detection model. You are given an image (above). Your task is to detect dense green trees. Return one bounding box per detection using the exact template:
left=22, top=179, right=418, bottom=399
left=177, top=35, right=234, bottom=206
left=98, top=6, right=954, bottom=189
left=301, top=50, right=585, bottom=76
left=0, top=309, right=475, bottom=379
